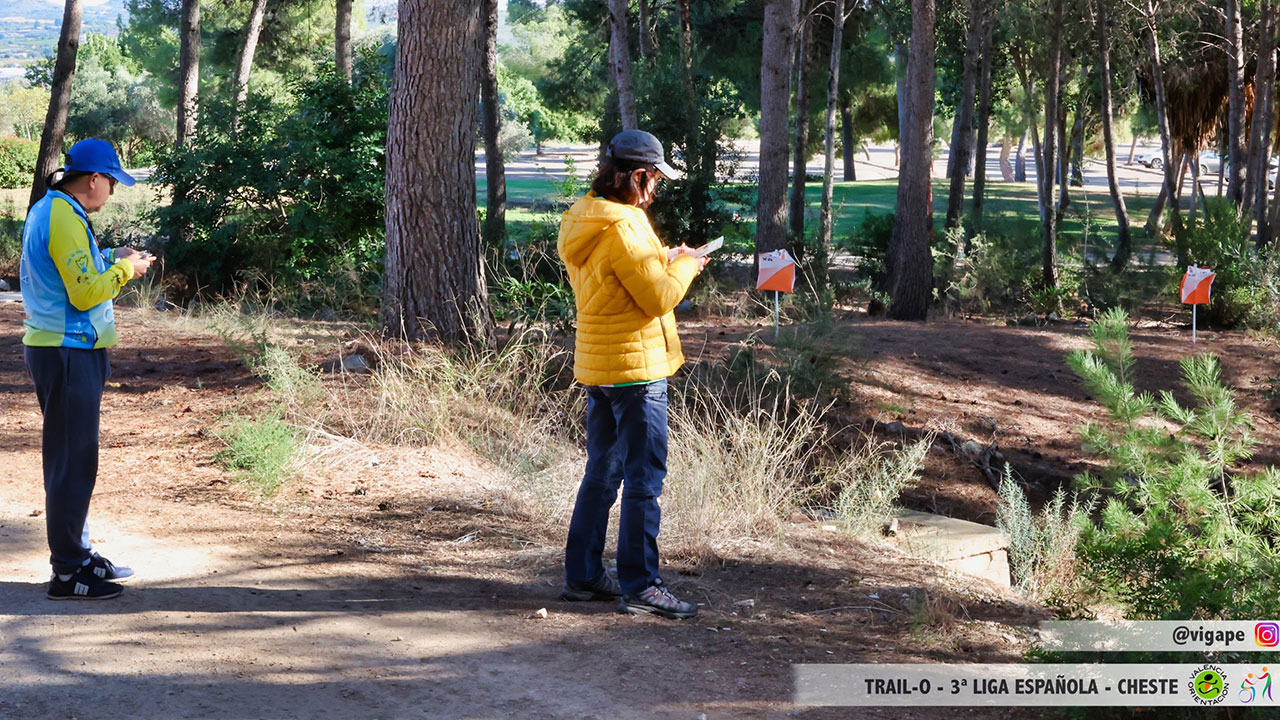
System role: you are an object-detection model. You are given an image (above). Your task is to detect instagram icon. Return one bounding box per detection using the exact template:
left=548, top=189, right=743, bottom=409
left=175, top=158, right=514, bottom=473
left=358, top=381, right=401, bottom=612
left=1256, top=623, right=1280, bottom=647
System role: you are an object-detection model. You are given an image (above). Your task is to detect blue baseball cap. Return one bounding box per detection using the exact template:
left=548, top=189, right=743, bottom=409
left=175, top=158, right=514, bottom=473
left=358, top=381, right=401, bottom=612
left=65, top=138, right=136, bottom=186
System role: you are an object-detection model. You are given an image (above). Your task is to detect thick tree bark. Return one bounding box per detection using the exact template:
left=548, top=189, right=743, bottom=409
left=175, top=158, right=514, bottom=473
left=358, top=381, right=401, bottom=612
left=816, top=0, right=845, bottom=289
left=1126, top=136, right=1137, bottom=165
left=336, top=0, right=354, bottom=83
left=1227, top=0, right=1246, bottom=205
left=176, top=0, right=201, bottom=148
left=789, top=1, right=813, bottom=246
left=1040, top=0, right=1064, bottom=293
left=608, top=0, right=638, bottom=130
left=971, top=15, right=995, bottom=227
left=29, top=0, right=82, bottom=209
left=481, top=0, right=506, bottom=250
left=384, top=0, right=494, bottom=348
left=840, top=95, right=856, bottom=181
left=1097, top=0, right=1132, bottom=271
left=999, top=137, right=1014, bottom=181
left=887, top=0, right=936, bottom=320
left=757, top=0, right=801, bottom=254
left=944, top=0, right=985, bottom=229
left=230, top=0, right=269, bottom=131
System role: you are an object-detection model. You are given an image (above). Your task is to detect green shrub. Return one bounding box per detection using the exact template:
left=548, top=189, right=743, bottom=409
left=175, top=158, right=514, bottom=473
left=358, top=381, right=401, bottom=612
left=1171, top=197, right=1277, bottom=329
left=0, top=136, right=38, bottom=189
left=214, top=411, right=297, bottom=495
left=937, top=231, right=1043, bottom=315
left=836, top=210, right=894, bottom=290
left=153, top=56, right=388, bottom=313
left=0, top=199, right=22, bottom=275
left=997, top=469, right=1092, bottom=604
left=1066, top=307, right=1280, bottom=619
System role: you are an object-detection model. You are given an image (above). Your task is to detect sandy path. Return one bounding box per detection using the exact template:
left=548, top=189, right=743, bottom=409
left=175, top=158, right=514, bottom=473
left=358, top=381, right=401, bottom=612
left=0, top=304, right=1051, bottom=719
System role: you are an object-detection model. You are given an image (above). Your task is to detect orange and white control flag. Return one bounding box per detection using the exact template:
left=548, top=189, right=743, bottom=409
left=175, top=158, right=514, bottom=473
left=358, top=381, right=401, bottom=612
left=757, top=249, right=796, bottom=293
left=1180, top=265, right=1215, bottom=305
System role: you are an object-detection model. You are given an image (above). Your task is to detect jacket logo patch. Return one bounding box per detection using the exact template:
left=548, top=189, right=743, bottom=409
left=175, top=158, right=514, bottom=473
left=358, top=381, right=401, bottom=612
left=66, top=251, right=90, bottom=275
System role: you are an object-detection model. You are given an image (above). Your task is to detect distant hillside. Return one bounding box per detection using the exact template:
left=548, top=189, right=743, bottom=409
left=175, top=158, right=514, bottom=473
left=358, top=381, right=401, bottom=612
left=0, top=0, right=128, bottom=64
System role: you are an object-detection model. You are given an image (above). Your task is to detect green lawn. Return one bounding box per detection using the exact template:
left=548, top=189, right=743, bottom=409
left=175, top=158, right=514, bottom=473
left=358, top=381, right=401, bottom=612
left=491, top=176, right=1164, bottom=253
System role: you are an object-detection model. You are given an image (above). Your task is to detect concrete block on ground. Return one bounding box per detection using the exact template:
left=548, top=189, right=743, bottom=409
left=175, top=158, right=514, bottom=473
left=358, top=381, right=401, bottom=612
left=892, top=509, right=1011, bottom=588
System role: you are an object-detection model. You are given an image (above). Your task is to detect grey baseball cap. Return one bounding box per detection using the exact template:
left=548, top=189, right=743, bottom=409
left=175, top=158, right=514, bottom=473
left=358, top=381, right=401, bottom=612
left=606, top=129, right=683, bottom=180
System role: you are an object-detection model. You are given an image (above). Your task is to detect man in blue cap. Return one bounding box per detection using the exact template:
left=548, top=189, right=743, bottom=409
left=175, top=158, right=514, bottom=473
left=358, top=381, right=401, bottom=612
left=20, top=137, right=153, bottom=600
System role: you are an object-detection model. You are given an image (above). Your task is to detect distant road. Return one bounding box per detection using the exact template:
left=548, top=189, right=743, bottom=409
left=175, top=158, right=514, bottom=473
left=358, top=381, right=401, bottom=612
left=479, top=141, right=1186, bottom=199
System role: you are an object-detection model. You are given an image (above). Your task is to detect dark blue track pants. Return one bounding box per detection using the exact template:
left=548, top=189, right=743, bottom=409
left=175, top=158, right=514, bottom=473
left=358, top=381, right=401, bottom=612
left=24, top=346, right=108, bottom=575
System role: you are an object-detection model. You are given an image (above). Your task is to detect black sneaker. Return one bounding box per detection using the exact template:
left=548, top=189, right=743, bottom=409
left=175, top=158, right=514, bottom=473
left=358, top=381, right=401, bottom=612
left=47, top=566, right=123, bottom=601
left=618, top=580, right=698, bottom=620
left=562, top=573, right=622, bottom=602
left=87, top=552, right=133, bottom=582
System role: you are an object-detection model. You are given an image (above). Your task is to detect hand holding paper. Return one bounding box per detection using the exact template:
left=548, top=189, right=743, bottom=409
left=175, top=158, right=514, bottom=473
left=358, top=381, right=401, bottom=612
left=692, top=236, right=724, bottom=259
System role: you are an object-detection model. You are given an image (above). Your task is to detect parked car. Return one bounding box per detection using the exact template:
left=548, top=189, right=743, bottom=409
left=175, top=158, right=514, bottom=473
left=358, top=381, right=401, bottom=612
left=1132, top=148, right=1164, bottom=168
left=1197, top=153, right=1223, bottom=176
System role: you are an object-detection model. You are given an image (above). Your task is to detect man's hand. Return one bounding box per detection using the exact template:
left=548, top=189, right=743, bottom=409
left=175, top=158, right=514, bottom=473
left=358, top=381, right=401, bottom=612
left=128, top=255, right=152, bottom=277
left=117, top=247, right=153, bottom=277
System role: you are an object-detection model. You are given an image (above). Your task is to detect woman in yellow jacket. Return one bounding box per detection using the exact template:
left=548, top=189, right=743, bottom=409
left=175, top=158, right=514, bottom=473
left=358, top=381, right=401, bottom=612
left=557, top=130, right=707, bottom=620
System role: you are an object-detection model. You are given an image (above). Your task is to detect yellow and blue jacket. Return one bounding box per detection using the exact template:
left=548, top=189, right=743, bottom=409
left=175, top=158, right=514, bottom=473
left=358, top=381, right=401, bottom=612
left=19, top=190, right=134, bottom=349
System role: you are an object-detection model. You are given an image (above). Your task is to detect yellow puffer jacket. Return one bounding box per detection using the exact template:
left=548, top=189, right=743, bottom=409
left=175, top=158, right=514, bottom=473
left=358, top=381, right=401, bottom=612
left=558, top=192, right=700, bottom=386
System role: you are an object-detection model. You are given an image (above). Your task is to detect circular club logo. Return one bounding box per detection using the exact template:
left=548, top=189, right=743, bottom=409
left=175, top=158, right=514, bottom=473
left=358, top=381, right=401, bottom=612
left=1190, top=664, right=1229, bottom=706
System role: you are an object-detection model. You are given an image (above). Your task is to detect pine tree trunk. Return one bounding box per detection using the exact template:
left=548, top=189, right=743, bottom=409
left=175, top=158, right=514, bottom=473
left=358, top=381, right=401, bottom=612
left=1098, top=0, right=1132, bottom=271
left=481, top=0, right=506, bottom=250
left=1247, top=2, right=1277, bottom=237
left=1126, top=135, right=1137, bottom=165
left=176, top=0, right=201, bottom=148
left=971, top=14, right=994, bottom=227
left=757, top=0, right=801, bottom=254
left=1267, top=161, right=1280, bottom=246
left=1145, top=12, right=1180, bottom=236
left=29, top=0, right=81, bottom=209
left=944, top=0, right=985, bottom=229
left=817, top=0, right=844, bottom=291
left=1015, top=129, right=1027, bottom=182
left=887, top=0, right=935, bottom=320
left=999, top=137, right=1013, bottom=181
left=608, top=0, right=638, bottom=130
left=680, top=0, right=699, bottom=174
left=384, top=0, right=494, bottom=348
left=1067, top=84, right=1087, bottom=188
left=1040, top=0, right=1064, bottom=293
left=840, top=95, right=856, bottom=181
left=336, top=0, right=354, bottom=83
left=638, top=0, right=654, bottom=59
left=894, top=41, right=907, bottom=164
left=1188, top=156, right=1203, bottom=222
left=230, top=0, right=269, bottom=132
left=1227, top=0, right=1247, bottom=205
left=788, top=1, right=813, bottom=247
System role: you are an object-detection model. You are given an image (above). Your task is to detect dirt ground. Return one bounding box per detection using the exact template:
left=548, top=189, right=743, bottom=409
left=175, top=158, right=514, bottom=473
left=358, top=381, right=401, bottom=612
left=1, top=299, right=1275, bottom=719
